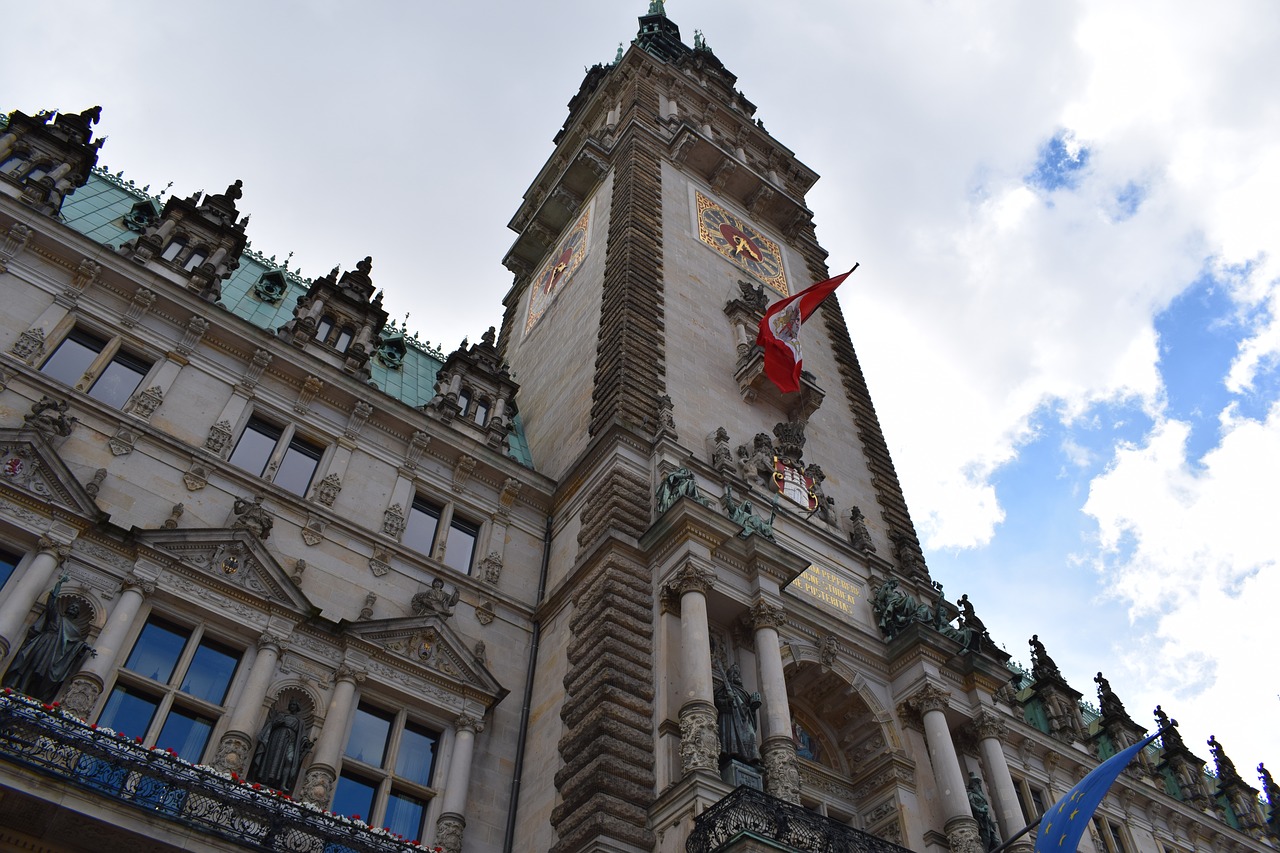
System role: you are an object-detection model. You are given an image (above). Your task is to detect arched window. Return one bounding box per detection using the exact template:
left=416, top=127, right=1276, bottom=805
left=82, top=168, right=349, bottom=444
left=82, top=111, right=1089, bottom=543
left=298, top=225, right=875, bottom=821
left=315, top=315, right=334, bottom=344
left=25, top=163, right=49, bottom=183
left=335, top=327, right=354, bottom=353
left=161, top=238, right=186, bottom=262
left=182, top=249, right=208, bottom=272
left=0, top=155, right=23, bottom=176
left=457, top=389, right=471, bottom=417
left=474, top=398, right=490, bottom=427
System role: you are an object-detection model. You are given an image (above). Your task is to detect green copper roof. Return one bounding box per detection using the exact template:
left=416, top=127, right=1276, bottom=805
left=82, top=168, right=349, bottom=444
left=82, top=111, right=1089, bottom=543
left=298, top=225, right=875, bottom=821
left=57, top=167, right=532, bottom=467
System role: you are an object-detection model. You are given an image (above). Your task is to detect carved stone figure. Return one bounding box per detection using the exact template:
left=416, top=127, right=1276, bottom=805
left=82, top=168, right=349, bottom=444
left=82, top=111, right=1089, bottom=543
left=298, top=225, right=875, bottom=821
left=1029, top=635, right=1061, bottom=681
left=967, top=772, right=1001, bottom=852
left=736, top=433, right=774, bottom=486
left=656, top=466, right=709, bottom=513
left=714, top=664, right=761, bottom=764
left=412, top=577, right=459, bottom=619
left=1208, top=735, right=1242, bottom=786
left=722, top=487, right=775, bottom=540
left=232, top=495, right=273, bottom=540
left=849, top=506, right=875, bottom=552
left=248, top=700, right=312, bottom=792
left=1259, top=763, right=1279, bottom=836
left=1153, top=705, right=1185, bottom=750
left=1094, top=672, right=1127, bottom=720
left=955, top=594, right=991, bottom=651
left=25, top=396, right=75, bottom=438
left=872, top=578, right=919, bottom=640
left=2, top=576, right=94, bottom=702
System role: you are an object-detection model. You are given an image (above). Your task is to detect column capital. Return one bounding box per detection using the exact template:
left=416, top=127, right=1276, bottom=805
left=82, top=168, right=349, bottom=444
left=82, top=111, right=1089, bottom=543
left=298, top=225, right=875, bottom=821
left=908, top=682, right=952, bottom=714
left=36, top=537, right=72, bottom=562
left=745, top=598, right=786, bottom=631
left=969, top=708, right=1008, bottom=741
left=454, top=713, right=485, bottom=734
left=256, top=632, right=287, bottom=654
left=334, top=663, right=367, bottom=685
left=664, top=561, right=716, bottom=597
left=121, top=571, right=157, bottom=597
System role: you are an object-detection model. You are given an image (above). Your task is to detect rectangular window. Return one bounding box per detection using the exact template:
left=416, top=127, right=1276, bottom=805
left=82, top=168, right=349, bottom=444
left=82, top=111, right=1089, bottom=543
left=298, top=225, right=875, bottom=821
left=99, top=616, right=241, bottom=763
left=337, top=703, right=440, bottom=842
left=1093, top=816, right=1131, bottom=853
left=40, top=328, right=151, bottom=410
left=228, top=416, right=324, bottom=497
left=443, top=517, right=479, bottom=574
left=0, top=547, right=20, bottom=589
left=403, top=498, right=441, bottom=556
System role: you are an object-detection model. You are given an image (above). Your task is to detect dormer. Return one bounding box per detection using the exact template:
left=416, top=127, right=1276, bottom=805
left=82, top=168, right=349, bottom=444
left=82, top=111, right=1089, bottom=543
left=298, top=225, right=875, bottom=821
left=277, top=256, right=389, bottom=379
left=118, top=180, right=249, bottom=303
left=425, top=327, right=520, bottom=449
left=0, top=106, right=104, bottom=216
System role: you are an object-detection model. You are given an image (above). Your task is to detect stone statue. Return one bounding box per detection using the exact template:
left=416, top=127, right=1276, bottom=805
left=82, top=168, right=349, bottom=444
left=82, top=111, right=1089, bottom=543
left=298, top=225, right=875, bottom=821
left=481, top=326, right=496, bottom=347
left=248, top=699, right=312, bottom=791
left=1154, top=706, right=1185, bottom=750
left=1094, top=672, right=1127, bottom=719
left=932, top=582, right=949, bottom=631
left=1259, top=763, right=1279, bottom=834
left=25, top=395, right=76, bottom=438
left=956, top=594, right=991, bottom=649
left=232, top=495, right=273, bottom=540
left=412, top=577, right=460, bottom=619
left=2, top=576, right=94, bottom=702
left=714, top=664, right=760, bottom=764
left=656, top=467, right=709, bottom=513
left=722, top=486, right=775, bottom=540
left=1207, top=735, right=1241, bottom=785
left=1028, top=635, right=1061, bottom=681
left=647, top=0, right=665, bottom=15
left=736, top=433, right=774, bottom=486
left=967, top=772, right=1001, bottom=852
left=849, top=506, right=875, bottom=552
left=871, top=578, right=917, bottom=640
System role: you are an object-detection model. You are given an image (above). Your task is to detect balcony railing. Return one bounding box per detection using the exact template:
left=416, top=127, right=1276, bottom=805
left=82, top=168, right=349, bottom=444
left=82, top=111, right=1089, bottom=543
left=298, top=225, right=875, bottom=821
left=0, top=692, right=421, bottom=852
left=688, top=785, right=916, bottom=853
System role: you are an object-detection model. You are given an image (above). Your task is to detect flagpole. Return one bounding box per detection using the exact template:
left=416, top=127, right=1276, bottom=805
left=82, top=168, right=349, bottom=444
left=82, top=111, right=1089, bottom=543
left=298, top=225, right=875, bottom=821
left=985, top=724, right=1173, bottom=853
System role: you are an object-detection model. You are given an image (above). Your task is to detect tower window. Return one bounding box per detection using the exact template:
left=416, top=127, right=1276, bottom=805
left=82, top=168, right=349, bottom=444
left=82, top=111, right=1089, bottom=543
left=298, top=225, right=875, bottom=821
left=0, top=156, right=23, bottom=175
left=457, top=389, right=471, bottom=417
left=182, top=249, right=208, bottom=272
left=98, top=616, right=241, bottom=763
left=315, top=315, right=334, bottom=343
left=474, top=398, right=490, bottom=427
left=335, top=327, right=354, bottom=353
left=160, top=238, right=186, bottom=262
left=40, top=328, right=152, bottom=410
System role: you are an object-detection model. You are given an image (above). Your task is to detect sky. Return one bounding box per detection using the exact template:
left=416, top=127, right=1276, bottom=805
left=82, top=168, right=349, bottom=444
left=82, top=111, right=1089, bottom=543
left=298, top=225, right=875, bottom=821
left=4, top=0, right=1278, bottom=792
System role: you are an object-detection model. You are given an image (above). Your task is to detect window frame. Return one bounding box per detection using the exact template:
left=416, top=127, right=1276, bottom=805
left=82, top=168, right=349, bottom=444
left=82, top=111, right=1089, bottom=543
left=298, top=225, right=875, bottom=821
left=402, top=494, right=482, bottom=574
left=228, top=413, right=327, bottom=497
left=97, top=614, right=243, bottom=764
left=1092, top=815, right=1132, bottom=853
left=39, top=326, right=155, bottom=410
left=334, top=701, right=442, bottom=842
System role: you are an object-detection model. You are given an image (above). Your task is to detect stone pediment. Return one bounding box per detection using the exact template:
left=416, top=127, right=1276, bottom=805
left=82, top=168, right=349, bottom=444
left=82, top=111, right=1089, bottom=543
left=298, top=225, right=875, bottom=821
left=345, top=615, right=506, bottom=705
left=135, top=528, right=314, bottom=614
left=0, top=428, right=108, bottom=520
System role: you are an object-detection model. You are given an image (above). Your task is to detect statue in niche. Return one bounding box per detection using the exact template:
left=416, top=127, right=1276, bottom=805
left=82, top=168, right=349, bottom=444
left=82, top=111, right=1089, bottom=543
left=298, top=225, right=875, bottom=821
left=412, top=577, right=459, bottom=620
left=714, top=664, right=761, bottom=764
left=249, top=699, right=312, bottom=791
left=656, top=467, right=710, bottom=513
left=1028, top=634, right=1061, bottom=681
left=2, top=576, right=94, bottom=702
left=967, top=772, right=1001, bottom=852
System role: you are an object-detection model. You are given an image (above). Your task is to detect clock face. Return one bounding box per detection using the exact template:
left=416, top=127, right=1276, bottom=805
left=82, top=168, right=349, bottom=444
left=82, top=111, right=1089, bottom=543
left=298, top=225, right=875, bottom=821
left=525, top=208, right=590, bottom=333
left=696, top=191, right=788, bottom=295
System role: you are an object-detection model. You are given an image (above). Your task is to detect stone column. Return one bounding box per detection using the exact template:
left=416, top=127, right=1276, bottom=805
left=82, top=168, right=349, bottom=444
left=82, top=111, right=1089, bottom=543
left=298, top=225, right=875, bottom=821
left=299, top=664, right=364, bottom=808
left=0, top=537, right=71, bottom=659
left=747, top=599, right=799, bottom=803
left=434, top=713, right=485, bottom=853
left=213, top=633, right=284, bottom=774
left=907, top=684, right=981, bottom=853
left=60, top=572, right=155, bottom=719
left=971, top=709, right=1032, bottom=852
left=664, top=562, right=718, bottom=774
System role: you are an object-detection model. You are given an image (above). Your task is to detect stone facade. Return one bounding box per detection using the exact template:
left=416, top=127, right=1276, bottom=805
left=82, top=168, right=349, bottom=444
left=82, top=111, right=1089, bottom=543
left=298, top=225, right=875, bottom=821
left=0, top=7, right=1273, bottom=853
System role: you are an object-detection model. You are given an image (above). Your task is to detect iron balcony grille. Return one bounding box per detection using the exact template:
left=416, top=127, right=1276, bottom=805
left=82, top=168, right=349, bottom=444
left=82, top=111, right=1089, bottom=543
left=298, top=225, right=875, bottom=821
left=687, top=785, right=916, bottom=853
left=0, top=692, right=421, bottom=852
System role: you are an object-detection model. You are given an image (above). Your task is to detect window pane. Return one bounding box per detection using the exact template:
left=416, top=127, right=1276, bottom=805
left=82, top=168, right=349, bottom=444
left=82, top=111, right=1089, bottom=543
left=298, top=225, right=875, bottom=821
left=403, top=500, right=440, bottom=556
left=444, top=518, right=478, bottom=574
left=394, top=723, right=437, bottom=787
left=98, top=685, right=159, bottom=739
left=161, top=239, right=184, bottom=261
left=335, top=328, right=353, bottom=353
left=0, top=548, right=19, bottom=589
left=332, top=772, right=376, bottom=821
left=344, top=705, right=393, bottom=766
left=474, top=399, right=489, bottom=426
left=182, top=251, right=207, bottom=272
left=156, top=706, right=214, bottom=763
left=385, top=791, right=427, bottom=842
left=274, top=437, right=322, bottom=496
left=316, top=316, right=334, bottom=343
left=180, top=639, right=239, bottom=704
left=40, top=329, right=104, bottom=388
left=457, top=389, right=471, bottom=416
left=228, top=418, right=280, bottom=477
left=88, top=351, right=150, bottom=409
left=123, top=619, right=189, bottom=683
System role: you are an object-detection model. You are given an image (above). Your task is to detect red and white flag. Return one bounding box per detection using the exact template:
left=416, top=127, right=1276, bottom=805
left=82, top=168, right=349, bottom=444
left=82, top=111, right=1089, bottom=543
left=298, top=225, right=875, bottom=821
left=756, top=266, right=856, bottom=393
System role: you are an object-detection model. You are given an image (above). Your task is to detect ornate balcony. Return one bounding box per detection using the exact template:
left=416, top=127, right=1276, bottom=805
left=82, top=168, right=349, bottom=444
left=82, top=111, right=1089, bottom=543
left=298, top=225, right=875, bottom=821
left=0, top=692, right=423, bottom=852
left=688, top=786, right=915, bottom=853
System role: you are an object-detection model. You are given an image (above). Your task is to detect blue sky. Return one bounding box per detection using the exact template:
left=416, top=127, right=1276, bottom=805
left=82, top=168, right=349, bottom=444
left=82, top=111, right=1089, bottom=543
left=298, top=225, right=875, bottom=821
left=4, top=0, right=1278, bottom=786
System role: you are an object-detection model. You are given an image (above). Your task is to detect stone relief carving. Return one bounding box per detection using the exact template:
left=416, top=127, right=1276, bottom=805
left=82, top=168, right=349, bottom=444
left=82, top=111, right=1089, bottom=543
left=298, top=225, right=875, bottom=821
left=25, top=396, right=76, bottom=438
left=311, top=473, right=341, bottom=507
left=11, top=327, right=45, bottom=362
left=411, top=578, right=459, bottom=620
left=479, top=551, right=502, bottom=584
left=126, top=386, right=164, bottom=419
left=231, top=495, right=273, bottom=540
left=205, top=420, right=233, bottom=455
left=184, top=459, right=210, bottom=491
left=107, top=425, right=139, bottom=456
left=382, top=503, right=406, bottom=539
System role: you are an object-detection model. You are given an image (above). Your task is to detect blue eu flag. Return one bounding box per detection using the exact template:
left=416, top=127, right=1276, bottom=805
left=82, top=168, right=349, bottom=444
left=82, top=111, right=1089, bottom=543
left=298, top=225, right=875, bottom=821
left=1033, top=731, right=1160, bottom=853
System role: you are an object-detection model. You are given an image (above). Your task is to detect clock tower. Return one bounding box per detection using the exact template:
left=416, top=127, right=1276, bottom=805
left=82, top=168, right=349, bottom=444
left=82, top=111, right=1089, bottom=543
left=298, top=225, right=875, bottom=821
left=498, top=6, right=992, bottom=853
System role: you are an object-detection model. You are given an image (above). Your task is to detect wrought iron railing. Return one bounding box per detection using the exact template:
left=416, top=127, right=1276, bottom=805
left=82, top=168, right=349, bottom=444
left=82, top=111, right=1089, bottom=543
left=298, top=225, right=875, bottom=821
left=687, top=785, right=916, bottom=853
left=0, top=692, right=420, bottom=852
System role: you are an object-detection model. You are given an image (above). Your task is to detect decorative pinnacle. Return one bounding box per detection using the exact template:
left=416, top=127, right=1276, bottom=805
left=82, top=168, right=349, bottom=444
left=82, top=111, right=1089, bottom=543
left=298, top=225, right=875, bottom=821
left=647, top=0, right=665, bottom=16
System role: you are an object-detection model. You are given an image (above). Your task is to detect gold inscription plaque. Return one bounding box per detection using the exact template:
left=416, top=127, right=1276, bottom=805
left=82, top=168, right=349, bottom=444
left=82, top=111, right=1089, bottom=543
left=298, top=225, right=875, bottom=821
left=791, top=564, right=862, bottom=616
